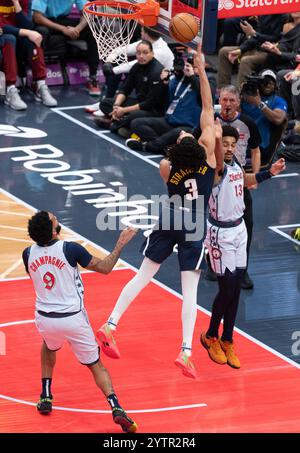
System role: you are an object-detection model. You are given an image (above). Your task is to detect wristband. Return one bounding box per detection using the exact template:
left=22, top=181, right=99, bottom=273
left=255, top=170, right=272, bottom=184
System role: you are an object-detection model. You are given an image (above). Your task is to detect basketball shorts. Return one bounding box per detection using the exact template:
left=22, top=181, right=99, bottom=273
left=141, top=206, right=206, bottom=271
left=35, top=309, right=100, bottom=366
left=205, top=220, right=247, bottom=275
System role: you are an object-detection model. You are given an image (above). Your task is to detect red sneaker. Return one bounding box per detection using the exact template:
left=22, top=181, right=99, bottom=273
left=96, top=323, right=120, bottom=359
left=86, top=79, right=101, bottom=96
left=174, top=351, right=197, bottom=379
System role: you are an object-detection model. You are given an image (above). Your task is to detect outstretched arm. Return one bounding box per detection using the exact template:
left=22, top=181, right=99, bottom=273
left=244, top=158, right=286, bottom=187
left=193, top=42, right=216, bottom=168
left=86, top=227, right=137, bottom=274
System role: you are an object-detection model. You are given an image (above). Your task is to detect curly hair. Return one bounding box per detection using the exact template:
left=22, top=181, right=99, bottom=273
left=222, top=125, right=239, bottom=142
left=166, top=136, right=206, bottom=170
left=28, top=211, right=53, bottom=245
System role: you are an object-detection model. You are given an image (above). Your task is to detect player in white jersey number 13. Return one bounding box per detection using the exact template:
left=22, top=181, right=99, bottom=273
left=22, top=211, right=138, bottom=433
left=200, top=120, right=285, bottom=369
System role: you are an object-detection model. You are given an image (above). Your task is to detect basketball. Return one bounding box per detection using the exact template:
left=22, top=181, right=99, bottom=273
left=169, top=13, right=199, bottom=43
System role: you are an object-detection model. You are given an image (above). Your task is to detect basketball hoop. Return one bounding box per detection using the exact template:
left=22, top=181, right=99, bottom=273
left=83, top=1, right=160, bottom=64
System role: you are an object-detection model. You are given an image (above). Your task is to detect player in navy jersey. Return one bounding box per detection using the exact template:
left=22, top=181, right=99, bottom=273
left=200, top=124, right=285, bottom=369
left=96, top=43, right=216, bottom=380
left=22, top=211, right=138, bottom=433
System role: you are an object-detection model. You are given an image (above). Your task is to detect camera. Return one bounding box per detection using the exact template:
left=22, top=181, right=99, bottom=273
left=240, top=75, right=265, bottom=96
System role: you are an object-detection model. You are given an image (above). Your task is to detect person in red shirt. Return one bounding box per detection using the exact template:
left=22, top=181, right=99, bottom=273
left=0, top=0, right=57, bottom=110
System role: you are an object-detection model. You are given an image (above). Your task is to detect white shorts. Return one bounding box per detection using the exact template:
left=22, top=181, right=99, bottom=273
left=205, top=220, right=247, bottom=275
left=35, top=309, right=99, bottom=366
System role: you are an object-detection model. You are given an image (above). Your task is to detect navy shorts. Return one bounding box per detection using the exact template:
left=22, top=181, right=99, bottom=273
left=140, top=206, right=206, bottom=271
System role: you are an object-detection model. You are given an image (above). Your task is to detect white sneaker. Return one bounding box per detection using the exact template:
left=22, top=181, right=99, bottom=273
left=85, top=101, right=100, bottom=113
left=35, top=84, right=58, bottom=107
left=5, top=86, right=27, bottom=111
left=92, top=109, right=105, bottom=117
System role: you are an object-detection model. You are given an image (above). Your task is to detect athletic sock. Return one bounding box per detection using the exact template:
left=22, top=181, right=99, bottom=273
left=107, top=393, right=122, bottom=411
left=181, top=346, right=192, bottom=357
left=181, top=270, right=201, bottom=354
left=107, top=319, right=117, bottom=331
left=41, top=378, right=52, bottom=399
left=108, top=257, right=160, bottom=326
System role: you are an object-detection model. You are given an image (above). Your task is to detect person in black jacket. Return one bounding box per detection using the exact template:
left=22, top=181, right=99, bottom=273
left=94, top=40, right=166, bottom=136
left=217, top=14, right=288, bottom=88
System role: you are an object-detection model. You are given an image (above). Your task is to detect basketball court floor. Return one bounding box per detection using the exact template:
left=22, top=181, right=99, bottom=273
left=0, top=85, right=300, bottom=433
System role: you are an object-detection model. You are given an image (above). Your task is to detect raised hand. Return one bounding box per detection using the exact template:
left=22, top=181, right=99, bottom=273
left=270, top=158, right=286, bottom=176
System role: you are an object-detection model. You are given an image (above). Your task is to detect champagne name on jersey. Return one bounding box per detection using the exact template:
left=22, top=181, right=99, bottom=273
left=29, top=255, right=66, bottom=273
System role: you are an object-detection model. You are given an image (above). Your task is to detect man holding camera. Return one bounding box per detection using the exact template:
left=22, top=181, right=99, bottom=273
left=94, top=40, right=165, bottom=136
left=241, top=70, right=287, bottom=165
left=125, top=56, right=216, bottom=153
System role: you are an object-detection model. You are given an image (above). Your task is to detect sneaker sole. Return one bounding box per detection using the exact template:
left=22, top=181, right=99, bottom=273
left=4, top=99, right=27, bottom=111
left=174, top=358, right=197, bottom=379
left=227, top=361, right=241, bottom=369
left=200, top=334, right=227, bottom=365
left=37, top=406, right=52, bottom=415
left=96, top=329, right=120, bottom=359
left=114, top=416, right=138, bottom=433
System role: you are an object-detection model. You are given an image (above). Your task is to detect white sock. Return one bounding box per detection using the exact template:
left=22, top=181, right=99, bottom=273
left=7, top=84, right=16, bottom=93
left=36, top=80, right=46, bottom=89
left=181, top=270, right=201, bottom=355
left=108, top=257, right=160, bottom=326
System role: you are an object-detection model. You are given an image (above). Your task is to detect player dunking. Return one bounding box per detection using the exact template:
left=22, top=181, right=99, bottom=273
left=96, top=42, right=216, bottom=379
left=22, top=211, right=138, bottom=433
left=201, top=124, right=285, bottom=368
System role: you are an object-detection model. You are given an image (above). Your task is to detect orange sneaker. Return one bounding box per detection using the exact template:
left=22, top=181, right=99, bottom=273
left=219, top=339, right=240, bottom=369
left=96, top=323, right=120, bottom=359
left=174, top=351, right=197, bottom=379
left=200, top=332, right=227, bottom=365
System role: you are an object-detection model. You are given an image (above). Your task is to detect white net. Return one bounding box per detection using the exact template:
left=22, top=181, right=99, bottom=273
left=83, top=2, right=140, bottom=64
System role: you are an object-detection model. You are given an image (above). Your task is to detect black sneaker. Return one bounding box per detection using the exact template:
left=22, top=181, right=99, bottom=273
left=37, top=397, right=53, bottom=415
left=112, top=408, right=137, bottom=433
left=125, top=138, right=145, bottom=151
left=240, top=271, right=254, bottom=290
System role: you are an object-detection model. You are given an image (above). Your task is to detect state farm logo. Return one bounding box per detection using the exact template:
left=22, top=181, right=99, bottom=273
left=218, top=0, right=234, bottom=10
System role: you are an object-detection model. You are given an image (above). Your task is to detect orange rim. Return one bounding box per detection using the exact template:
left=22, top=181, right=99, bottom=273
left=83, top=1, right=143, bottom=20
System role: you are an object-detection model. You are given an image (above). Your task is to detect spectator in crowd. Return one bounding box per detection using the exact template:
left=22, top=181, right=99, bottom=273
left=261, top=12, right=300, bottom=71
left=31, top=0, right=101, bottom=95
left=94, top=40, right=165, bottom=137
left=277, top=61, right=300, bottom=123
left=125, top=56, right=215, bottom=153
left=219, top=16, right=258, bottom=47
left=241, top=69, right=287, bottom=165
left=0, top=0, right=57, bottom=110
left=86, top=26, right=174, bottom=116
left=217, top=14, right=287, bottom=89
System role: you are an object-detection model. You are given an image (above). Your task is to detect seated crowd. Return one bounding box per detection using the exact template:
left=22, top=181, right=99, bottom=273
left=1, top=3, right=300, bottom=289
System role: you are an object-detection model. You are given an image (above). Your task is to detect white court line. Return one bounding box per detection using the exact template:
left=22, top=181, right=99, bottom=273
left=0, top=258, right=23, bottom=280
left=0, top=394, right=206, bottom=414
left=269, top=224, right=300, bottom=246
left=0, top=236, right=32, bottom=243
left=273, top=173, right=299, bottom=178
left=52, top=107, right=159, bottom=169
left=1, top=190, right=300, bottom=372
left=0, top=319, right=206, bottom=413
left=0, top=224, right=27, bottom=231
left=0, top=210, right=28, bottom=217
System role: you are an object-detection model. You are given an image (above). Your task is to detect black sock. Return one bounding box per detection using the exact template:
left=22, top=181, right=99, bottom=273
left=41, top=378, right=52, bottom=399
left=107, top=393, right=122, bottom=411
